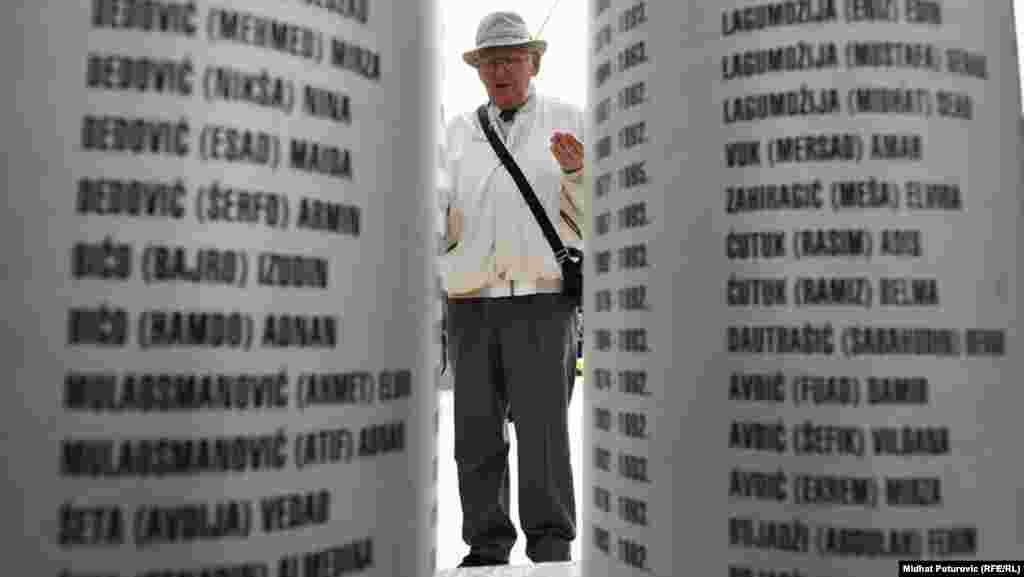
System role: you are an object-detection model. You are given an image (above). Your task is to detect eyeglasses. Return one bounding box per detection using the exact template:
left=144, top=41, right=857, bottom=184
left=478, top=55, right=530, bottom=72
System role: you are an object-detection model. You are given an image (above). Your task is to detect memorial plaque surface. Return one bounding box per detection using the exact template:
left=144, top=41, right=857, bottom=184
left=584, top=2, right=1022, bottom=576
left=0, top=2, right=437, bottom=575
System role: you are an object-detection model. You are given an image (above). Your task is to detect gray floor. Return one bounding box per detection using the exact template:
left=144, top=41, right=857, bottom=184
left=435, top=380, right=585, bottom=570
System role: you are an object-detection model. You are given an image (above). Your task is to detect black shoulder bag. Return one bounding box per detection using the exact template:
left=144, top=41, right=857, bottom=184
left=476, top=105, right=583, bottom=306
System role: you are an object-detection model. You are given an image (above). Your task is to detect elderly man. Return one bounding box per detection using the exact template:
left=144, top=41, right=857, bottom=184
left=438, top=11, right=586, bottom=568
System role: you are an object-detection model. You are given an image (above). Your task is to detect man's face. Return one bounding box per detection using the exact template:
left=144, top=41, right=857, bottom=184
left=477, top=47, right=536, bottom=110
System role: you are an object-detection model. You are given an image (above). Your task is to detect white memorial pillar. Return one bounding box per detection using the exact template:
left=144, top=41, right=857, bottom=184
left=584, top=1, right=1022, bottom=575
left=0, top=1, right=437, bottom=576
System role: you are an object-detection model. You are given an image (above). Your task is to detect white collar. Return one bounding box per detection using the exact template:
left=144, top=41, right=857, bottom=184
left=489, top=82, right=537, bottom=122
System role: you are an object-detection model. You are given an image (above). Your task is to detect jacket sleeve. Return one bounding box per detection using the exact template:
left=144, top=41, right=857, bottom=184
left=438, top=119, right=463, bottom=256
left=559, top=106, right=587, bottom=243
left=436, top=145, right=451, bottom=256
left=560, top=169, right=585, bottom=242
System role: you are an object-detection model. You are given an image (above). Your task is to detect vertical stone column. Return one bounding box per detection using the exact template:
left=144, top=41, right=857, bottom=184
left=584, top=1, right=1022, bottom=575
left=0, top=1, right=436, bottom=576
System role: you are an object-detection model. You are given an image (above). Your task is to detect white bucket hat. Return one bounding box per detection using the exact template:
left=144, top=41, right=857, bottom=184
left=462, top=11, right=548, bottom=68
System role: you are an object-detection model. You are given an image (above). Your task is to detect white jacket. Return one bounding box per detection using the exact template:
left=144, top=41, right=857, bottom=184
left=438, top=84, right=586, bottom=296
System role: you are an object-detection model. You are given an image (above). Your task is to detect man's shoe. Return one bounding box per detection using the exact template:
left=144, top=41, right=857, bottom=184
left=457, top=553, right=508, bottom=568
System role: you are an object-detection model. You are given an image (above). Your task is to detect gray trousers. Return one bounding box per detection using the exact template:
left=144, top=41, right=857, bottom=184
left=447, top=293, right=577, bottom=563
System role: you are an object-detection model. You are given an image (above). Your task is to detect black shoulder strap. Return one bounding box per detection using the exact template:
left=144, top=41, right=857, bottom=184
left=476, top=105, right=571, bottom=264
